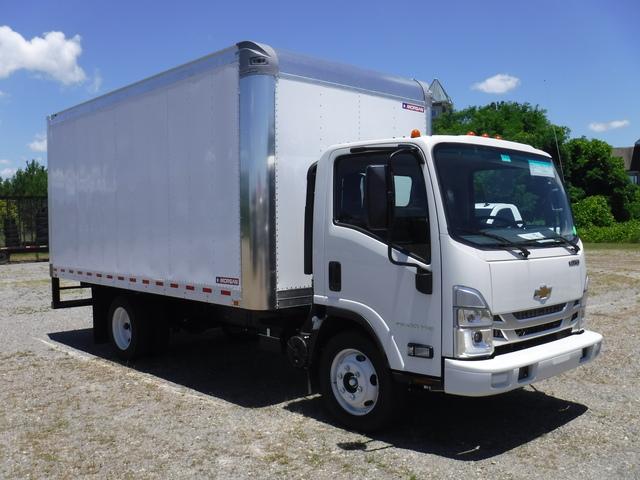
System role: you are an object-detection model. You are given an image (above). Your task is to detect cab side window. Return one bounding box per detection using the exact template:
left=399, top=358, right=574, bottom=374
left=334, top=152, right=430, bottom=263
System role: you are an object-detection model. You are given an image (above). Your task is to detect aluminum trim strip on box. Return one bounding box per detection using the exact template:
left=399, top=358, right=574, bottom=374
left=239, top=74, right=277, bottom=310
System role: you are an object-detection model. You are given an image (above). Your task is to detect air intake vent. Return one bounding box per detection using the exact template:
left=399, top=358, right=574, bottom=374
left=515, top=320, right=562, bottom=337
left=513, top=303, right=565, bottom=320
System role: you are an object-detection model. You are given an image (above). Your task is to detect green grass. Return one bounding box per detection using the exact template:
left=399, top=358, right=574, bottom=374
left=583, top=243, right=640, bottom=250
left=8, top=252, right=49, bottom=262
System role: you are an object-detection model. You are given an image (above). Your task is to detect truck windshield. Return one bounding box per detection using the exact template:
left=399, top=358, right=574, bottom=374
left=432, top=143, right=578, bottom=249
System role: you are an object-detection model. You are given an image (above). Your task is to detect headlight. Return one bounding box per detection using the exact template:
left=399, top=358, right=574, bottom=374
left=457, top=308, right=493, bottom=327
left=453, top=287, right=494, bottom=359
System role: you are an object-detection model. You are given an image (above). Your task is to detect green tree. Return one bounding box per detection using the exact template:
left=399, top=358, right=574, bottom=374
left=0, top=176, right=11, bottom=196
left=572, top=195, right=615, bottom=227
left=564, top=138, right=636, bottom=221
left=433, top=102, right=571, bottom=169
left=629, top=187, right=640, bottom=220
left=2, top=160, right=48, bottom=196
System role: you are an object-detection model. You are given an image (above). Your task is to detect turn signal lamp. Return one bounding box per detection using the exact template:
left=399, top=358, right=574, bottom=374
left=481, top=133, right=490, bottom=138
left=495, top=134, right=503, bottom=140
left=467, top=131, right=476, bottom=136
left=410, top=129, right=421, bottom=138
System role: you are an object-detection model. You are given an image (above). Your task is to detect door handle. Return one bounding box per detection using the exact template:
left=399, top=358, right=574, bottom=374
left=329, top=261, right=341, bottom=291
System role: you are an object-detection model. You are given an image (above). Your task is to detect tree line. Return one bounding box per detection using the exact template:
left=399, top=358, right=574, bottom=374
left=0, top=160, right=48, bottom=197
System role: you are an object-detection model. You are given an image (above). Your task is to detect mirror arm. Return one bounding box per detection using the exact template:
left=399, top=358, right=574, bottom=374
left=385, top=147, right=432, bottom=294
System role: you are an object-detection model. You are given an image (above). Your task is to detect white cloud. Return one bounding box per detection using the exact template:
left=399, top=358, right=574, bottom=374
left=588, top=119, right=630, bottom=132
left=88, top=69, right=103, bottom=94
left=0, top=159, right=10, bottom=165
left=28, top=133, right=47, bottom=152
left=0, top=25, right=86, bottom=85
left=472, top=73, right=521, bottom=94
left=1, top=167, right=16, bottom=178
left=0, top=90, right=5, bottom=97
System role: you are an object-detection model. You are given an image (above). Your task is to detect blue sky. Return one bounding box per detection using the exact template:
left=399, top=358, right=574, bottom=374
left=0, top=0, right=638, bottom=177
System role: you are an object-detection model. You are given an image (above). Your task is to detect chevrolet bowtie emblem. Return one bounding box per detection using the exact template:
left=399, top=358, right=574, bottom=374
left=534, top=285, right=552, bottom=302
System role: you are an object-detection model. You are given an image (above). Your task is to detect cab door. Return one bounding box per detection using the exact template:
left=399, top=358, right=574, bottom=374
left=316, top=146, right=442, bottom=377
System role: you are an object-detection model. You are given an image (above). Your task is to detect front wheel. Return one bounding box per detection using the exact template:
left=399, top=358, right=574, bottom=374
left=319, top=331, right=405, bottom=432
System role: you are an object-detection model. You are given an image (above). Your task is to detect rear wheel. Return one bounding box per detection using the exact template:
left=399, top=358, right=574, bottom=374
left=319, top=330, right=404, bottom=432
left=108, top=296, right=149, bottom=360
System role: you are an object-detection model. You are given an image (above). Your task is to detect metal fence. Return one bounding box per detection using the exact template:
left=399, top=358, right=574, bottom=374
left=0, top=196, right=48, bottom=252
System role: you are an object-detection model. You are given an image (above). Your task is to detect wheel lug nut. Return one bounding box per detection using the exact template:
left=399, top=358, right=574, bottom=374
left=338, top=373, right=343, bottom=379
left=345, top=365, right=350, bottom=371
left=358, top=386, right=363, bottom=392
left=355, top=372, right=360, bottom=378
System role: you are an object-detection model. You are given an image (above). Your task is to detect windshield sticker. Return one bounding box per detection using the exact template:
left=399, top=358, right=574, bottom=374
left=500, top=154, right=511, bottom=162
left=517, top=232, right=546, bottom=240
left=529, top=159, right=555, bottom=177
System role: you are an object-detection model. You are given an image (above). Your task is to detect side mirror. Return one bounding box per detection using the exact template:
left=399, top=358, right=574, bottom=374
left=365, top=165, right=389, bottom=229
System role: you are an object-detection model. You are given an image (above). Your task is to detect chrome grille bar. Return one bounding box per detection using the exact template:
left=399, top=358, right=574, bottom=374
left=493, top=299, right=582, bottom=346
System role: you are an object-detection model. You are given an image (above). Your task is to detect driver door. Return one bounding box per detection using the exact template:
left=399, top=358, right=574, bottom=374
left=319, top=147, right=442, bottom=377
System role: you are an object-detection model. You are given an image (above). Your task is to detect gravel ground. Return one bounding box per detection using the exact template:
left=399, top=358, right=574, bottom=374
left=0, top=248, right=638, bottom=479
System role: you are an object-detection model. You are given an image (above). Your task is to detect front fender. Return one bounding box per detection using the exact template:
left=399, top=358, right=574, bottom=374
left=313, top=295, right=405, bottom=370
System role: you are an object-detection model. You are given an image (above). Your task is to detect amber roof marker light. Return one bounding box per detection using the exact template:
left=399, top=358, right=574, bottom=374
left=466, top=131, right=476, bottom=136
left=410, top=129, right=421, bottom=138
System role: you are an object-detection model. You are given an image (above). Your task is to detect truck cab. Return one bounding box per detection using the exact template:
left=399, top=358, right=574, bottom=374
left=306, top=134, right=602, bottom=430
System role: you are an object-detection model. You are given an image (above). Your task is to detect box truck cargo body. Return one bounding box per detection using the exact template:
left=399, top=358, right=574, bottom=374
left=48, top=41, right=431, bottom=311
left=49, top=42, right=602, bottom=431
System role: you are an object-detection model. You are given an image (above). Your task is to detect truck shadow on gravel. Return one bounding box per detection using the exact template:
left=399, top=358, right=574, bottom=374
left=48, top=328, right=308, bottom=408
left=48, top=327, right=587, bottom=460
left=286, top=388, right=588, bottom=460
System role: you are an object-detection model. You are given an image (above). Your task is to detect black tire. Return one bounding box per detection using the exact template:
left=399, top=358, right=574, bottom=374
left=319, top=330, right=405, bottom=432
left=107, top=296, right=150, bottom=360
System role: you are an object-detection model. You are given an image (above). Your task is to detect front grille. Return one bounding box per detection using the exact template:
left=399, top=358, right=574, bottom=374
left=512, top=303, right=566, bottom=320
left=494, top=329, right=572, bottom=356
left=514, top=320, right=562, bottom=337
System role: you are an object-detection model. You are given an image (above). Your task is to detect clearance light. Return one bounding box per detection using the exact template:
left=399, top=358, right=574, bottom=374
left=495, top=134, right=503, bottom=140
left=411, top=129, right=421, bottom=138
left=467, top=131, right=476, bottom=136
left=481, top=133, right=489, bottom=138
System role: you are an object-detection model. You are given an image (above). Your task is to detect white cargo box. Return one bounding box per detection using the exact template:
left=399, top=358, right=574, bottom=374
left=48, top=41, right=431, bottom=310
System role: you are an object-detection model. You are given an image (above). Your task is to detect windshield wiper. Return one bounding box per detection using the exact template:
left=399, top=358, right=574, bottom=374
left=456, top=228, right=530, bottom=259
left=523, top=233, right=580, bottom=254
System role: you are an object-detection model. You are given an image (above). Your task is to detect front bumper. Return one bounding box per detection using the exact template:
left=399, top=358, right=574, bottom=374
left=444, top=330, right=602, bottom=396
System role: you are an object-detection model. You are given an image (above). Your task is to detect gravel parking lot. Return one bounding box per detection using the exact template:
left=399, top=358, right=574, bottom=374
left=0, top=247, right=638, bottom=479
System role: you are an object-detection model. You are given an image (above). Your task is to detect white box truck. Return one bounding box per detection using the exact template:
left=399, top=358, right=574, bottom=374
left=48, top=41, right=602, bottom=431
